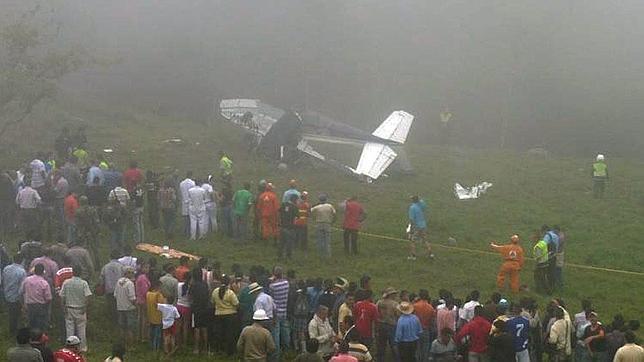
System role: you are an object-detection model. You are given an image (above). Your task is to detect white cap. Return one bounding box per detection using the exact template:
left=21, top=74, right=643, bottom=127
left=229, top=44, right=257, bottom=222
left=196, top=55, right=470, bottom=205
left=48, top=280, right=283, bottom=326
left=253, top=309, right=270, bottom=321
left=65, top=336, right=81, bottom=346
left=596, top=154, right=605, bottom=161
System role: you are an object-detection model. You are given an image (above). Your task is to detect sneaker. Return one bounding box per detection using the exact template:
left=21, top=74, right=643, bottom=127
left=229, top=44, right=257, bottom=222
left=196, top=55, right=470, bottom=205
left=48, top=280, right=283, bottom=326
left=428, top=254, right=435, bottom=259
left=407, top=256, right=416, bottom=261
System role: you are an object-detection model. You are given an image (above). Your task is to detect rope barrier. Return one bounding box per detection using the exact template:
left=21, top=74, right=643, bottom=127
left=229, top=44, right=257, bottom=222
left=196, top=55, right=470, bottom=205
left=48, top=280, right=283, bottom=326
left=333, top=228, right=644, bottom=277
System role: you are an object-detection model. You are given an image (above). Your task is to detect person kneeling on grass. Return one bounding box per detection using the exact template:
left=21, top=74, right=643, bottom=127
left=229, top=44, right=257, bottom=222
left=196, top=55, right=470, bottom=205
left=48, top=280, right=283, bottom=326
left=157, top=302, right=180, bottom=357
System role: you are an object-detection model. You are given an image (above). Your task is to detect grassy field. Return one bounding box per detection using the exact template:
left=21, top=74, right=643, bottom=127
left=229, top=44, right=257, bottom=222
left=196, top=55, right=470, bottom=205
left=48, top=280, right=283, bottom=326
left=1, top=99, right=643, bottom=361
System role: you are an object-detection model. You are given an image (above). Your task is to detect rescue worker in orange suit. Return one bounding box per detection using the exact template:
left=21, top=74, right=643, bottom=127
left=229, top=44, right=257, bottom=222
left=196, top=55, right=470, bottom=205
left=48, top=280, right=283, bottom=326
left=490, top=234, right=525, bottom=293
left=256, top=182, right=280, bottom=242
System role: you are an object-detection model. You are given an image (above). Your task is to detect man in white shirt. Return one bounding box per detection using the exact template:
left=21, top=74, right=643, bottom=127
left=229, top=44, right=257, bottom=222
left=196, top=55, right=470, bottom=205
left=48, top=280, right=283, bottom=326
left=188, top=182, right=207, bottom=240
left=201, top=178, right=217, bottom=233
left=459, top=290, right=481, bottom=326
left=179, top=172, right=195, bottom=237
left=114, top=267, right=136, bottom=348
left=15, top=179, right=42, bottom=240
left=30, top=156, right=47, bottom=189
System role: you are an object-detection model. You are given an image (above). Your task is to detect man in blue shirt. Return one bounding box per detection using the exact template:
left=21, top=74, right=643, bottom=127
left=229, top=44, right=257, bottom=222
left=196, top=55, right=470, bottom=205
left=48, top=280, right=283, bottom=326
left=542, top=225, right=560, bottom=291
left=86, top=160, right=104, bottom=186
left=408, top=195, right=433, bottom=260
left=2, top=254, right=26, bottom=335
left=395, top=301, right=423, bottom=361
left=505, top=304, right=530, bottom=362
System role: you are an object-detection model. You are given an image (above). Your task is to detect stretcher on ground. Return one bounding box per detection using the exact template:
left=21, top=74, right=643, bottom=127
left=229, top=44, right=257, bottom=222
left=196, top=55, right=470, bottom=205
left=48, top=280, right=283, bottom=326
left=136, top=243, right=200, bottom=261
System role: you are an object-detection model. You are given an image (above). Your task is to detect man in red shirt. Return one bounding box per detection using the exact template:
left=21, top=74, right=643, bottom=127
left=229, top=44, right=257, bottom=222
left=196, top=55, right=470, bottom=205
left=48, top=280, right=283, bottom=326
left=53, top=336, right=86, bottom=361
left=455, top=306, right=492, bottom=361
left=122, top=160, right=143, bottom=193
left=63, top=191, right=79, bottom=244
left=342, top=196, right=365, bottom=256
left=352, top=289, right=379, bottom=349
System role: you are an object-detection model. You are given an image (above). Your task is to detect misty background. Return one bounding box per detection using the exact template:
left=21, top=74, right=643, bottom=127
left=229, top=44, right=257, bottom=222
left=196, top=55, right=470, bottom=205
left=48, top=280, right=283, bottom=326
left=4, top=0, right=644, bottom=158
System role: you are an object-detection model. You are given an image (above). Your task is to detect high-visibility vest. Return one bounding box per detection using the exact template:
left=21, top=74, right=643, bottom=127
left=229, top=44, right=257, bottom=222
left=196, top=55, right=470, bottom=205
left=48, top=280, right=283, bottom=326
left=593, top=162, right=607, bottom=177
left=220, top=156, right=233, bottom=175
left=533, top=240, right=548, bottom=264
left=99, top=161, right=109, bottom=170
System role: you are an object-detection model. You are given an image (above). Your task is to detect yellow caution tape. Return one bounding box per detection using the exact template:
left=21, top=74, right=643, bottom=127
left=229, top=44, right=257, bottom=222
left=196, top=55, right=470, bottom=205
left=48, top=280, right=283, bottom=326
left=332, top=228, right=644, bottom=277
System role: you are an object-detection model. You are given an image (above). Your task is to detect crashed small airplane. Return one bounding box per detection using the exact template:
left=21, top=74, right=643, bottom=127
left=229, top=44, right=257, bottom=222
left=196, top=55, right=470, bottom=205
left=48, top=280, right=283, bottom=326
left=219, top=99, right=415, bottom=182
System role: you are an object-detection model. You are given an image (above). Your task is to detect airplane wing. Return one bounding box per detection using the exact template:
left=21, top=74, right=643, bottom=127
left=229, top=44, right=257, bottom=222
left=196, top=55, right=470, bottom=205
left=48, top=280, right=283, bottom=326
left=371, top=110, right=414, bottom=144
left=353, top=142, right=398, bottom=180
left=219, top=98, right=285, bottom=136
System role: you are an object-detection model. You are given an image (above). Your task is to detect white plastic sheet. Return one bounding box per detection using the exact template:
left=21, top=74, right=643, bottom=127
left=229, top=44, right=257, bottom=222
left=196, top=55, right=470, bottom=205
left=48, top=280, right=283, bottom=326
left=454, top=182, right=493, bottom=200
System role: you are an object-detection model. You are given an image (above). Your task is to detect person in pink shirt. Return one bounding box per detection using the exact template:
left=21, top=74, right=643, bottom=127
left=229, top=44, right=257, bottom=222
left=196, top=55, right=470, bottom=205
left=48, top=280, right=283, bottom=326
left=30, top=248, right=59, bottom=287
left=436, top=298, right=457, bottom=337
left=20, top=263, right=53, bottom=331
left=342, top=196, right=365, bottom=256
left=330, top=341, right=358, bottom=362
left=122, top=161, right=143, bottom=193
left=135, top=262, right=151, bottom=343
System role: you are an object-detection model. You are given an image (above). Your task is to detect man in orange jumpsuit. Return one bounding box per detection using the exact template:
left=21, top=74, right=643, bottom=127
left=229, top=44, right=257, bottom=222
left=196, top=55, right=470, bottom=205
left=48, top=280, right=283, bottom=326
left=490, top=234, right=525, bottom=293
left=256, top=183, right=280, bottom=242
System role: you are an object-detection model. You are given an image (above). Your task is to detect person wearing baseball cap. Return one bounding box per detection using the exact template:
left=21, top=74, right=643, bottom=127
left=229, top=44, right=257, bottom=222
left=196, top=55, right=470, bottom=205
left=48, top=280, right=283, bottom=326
left=490, top=235, right=525, bottom=293
left=53, top=336, right=85, bottom=362
left=237, top=309, right=276, bottom=361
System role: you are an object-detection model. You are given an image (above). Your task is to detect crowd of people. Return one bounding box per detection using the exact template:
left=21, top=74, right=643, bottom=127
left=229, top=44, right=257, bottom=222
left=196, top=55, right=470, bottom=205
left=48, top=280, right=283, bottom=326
left=0, top=129, right=641, bottom=362
left=4, top=252, right=643, bottom=362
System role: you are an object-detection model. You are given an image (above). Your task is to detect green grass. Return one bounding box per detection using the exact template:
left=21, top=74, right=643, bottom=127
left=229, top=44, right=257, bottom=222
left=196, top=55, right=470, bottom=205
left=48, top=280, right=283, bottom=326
left=1, top=99, right=643, bottom=360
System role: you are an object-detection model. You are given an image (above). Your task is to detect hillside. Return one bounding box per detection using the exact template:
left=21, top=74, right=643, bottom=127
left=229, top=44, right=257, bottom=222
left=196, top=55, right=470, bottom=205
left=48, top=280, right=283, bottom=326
left=1, top=99, right=642, bottom=360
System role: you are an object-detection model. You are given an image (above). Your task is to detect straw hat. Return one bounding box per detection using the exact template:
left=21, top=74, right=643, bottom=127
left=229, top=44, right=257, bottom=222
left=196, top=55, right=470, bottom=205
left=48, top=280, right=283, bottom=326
left=398, top=301, right=414, bottom=315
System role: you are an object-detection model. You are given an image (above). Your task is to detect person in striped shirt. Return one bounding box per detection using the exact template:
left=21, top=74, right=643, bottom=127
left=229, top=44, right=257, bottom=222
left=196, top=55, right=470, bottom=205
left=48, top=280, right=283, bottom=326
left=269, top=266, right=290, bottom=360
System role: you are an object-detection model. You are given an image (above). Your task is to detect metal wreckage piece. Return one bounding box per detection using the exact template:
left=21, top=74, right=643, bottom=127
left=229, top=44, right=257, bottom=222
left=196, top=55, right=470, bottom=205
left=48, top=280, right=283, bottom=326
left=218, top=98, right=415, bottom=182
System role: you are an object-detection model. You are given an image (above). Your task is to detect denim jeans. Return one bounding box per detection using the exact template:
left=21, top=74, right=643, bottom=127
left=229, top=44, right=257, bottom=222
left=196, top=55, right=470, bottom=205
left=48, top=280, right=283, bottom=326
left=416, top=329, right=431, bottom=362
left=377, top=322, right=399, bottom=362
left=279, top=228, right=295, bottom=259
left=234, top=214, right=248, bottom=240
left=150, top=324, right=162, bottom=350
left=221, top=206, right=233, bottom=237
left=316, top=223, right=331, bottom=258
left=132, top=207, right=144, bottom=243
left=271, top=318, right=291, bottom=360
left=161, top=208, right=175, bottom=239
left=66, top=222, right=77, bottom=244
left=515, top=349, right=529, bottom=362
left=7, top=301, right=21, bottom=335
left=110, top=226, right=125, bottom=254
left=27, top=303, right=50, bottom=331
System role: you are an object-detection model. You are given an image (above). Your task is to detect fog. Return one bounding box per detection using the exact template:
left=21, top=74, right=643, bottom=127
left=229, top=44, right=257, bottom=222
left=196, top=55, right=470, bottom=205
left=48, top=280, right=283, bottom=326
left=5, top=0, right=644, bottom=157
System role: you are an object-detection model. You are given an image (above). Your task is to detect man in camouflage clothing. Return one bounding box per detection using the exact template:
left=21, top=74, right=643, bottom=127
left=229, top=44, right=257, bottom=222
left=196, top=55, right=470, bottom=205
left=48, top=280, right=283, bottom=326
left=74, top=195, right=101, bottom=268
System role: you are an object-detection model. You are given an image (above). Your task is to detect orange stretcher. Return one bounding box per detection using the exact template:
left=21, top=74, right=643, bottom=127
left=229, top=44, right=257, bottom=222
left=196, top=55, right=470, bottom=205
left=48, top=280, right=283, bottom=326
left=135, top=243, right=201, bottom=261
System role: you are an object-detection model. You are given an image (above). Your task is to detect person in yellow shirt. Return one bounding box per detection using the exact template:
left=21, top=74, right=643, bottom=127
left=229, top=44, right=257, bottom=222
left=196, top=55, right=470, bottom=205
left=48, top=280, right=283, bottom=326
left=212, top=275, right=240, bottom=356
left=146, top=279, right=166, bottom=351
left=490, top=235, right=525, bottom=293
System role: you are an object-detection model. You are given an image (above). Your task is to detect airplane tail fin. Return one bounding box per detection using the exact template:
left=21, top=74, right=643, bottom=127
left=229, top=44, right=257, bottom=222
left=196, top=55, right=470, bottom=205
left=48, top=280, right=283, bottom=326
left=354, top=143, right=397, bottom=180
left=371, top=110, right=414, bottom=144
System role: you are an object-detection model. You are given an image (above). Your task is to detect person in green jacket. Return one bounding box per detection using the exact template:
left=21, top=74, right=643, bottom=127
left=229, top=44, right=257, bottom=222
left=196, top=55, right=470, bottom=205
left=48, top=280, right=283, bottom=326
left=532, top=233, right=551, bottom=294
left=592, top=154, right=608, bottom=199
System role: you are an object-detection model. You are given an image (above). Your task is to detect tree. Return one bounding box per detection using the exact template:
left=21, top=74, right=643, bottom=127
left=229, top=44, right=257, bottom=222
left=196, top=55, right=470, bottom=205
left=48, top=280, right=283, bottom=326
left=0, top=15, right=87, bottom=139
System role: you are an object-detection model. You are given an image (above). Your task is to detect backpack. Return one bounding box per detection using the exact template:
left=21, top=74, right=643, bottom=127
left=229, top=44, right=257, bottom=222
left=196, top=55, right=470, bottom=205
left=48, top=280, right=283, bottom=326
left=294, top=291, right=309, bottom=318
